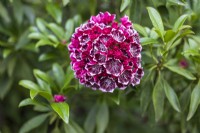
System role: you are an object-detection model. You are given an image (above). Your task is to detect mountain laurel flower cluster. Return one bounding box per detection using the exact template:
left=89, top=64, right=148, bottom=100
left=54, top=95, right=66, bottom=103
left=68, top=12, right=144, bottom=92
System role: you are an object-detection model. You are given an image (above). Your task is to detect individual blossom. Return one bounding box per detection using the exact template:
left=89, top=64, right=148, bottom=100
left=54, top=94, right=66, bottom=103
left=68, top=12, right=144, bottom=92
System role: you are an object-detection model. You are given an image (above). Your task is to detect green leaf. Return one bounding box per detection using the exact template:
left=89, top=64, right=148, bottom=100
left=0, top=2, right=10, bottom=23
left=70, top=120, right=84, bottom=133
left=140, top=37, right=158, bottom=46
left=163, top=80, right=181, bottom=112
left=36, top=39, right=57, bottom=48
left=19, top=98, right=40, bottom=107
left=182, top=49, right=200, bottom=56
left=51, top=102, right=69, bottom=124
left=147, top=7, right=164, bottom=39
left=28, top=32, right=46, bottom=40
left=84, top=105, right=98, bottom=133
left=30, top=90, right=38, bottom=99
left=187, top=80, right=200, bottom=121
left=19, top=114, right=49, bottom=133
left=53, top=63, right=65, bottom=88
left=140, top=81, right=152, bottom=115
left=46, top=4, right=62, bottom=24
left=164, top=65, right=196, bottom=80
left=47, top=34, right=59, bottom=43
left=173, top=14, right=188, bottom=32
left=164, top=30, right=176, bottom=42
left=167, top=0, right=186, bottom=6
left=62, top=0, right=70, bottom=6
left=38, top=91, right=53, bottom=101
left=96, top=102, right=109, bottom=133
left=180, top=86, right=191, bottom=112
left=64, top=120, right=84, bottom=133
left=33, top=69, right=56, bottom=89
left=13, top=0, right=23, bottom=24
left=108, top=90, right=121, bottom=105
left=62, top=67, right=74, bottom=91
left=39, top=53, right=57, bottom=61
left=64, top=123, right=77, bottom=133
left=65, top=19, right=74, bottom=40
left=133, top=24, right=148, bottom=37
left=36, top=18, right=47, bottom=34
left=47, top=23, right=64, bottom=39
left=152, top=74, right=165, bottom=122
left=19, top=80, right=41, bottom=91
left=120, top=0, right=130, bottom=12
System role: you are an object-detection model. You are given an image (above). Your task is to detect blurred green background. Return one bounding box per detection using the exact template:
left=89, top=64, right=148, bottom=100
left=1, top=0, right=200, bottom=133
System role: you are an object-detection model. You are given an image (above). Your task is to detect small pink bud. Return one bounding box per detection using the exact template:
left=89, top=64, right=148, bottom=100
left=54, top=95, right=66, bottom=103
left=179, top=59, right=188, bottom=68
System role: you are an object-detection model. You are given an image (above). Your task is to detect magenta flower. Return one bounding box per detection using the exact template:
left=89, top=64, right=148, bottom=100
left=179, top=59, right=188, bottom=68
left=68, top=12, right=144, bottom=92
left=54, top=95, right=66, bottom=103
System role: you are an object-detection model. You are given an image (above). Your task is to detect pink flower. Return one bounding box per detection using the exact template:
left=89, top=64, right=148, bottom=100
left=68, top=12, right=144, bottom=92
left=179, top=59, right=188, bottom=68
left=54, top=95, right=66, bottom=103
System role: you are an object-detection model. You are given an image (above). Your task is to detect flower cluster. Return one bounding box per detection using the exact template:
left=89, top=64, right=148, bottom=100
left=68, top=12, right=144, bottom=92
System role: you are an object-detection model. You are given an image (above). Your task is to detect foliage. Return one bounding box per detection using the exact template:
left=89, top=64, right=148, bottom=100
left=1, top=0, right=200, bottom=133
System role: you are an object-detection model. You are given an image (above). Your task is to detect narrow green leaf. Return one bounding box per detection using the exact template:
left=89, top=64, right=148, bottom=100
left=19, top=80, right=41, bottom=91
left=28, top=32, right=46, bottom=40
left=182, top=49, right=200, bottom=57
left=163, top=80, right=181, bottom=112
left=19, top=114, right=49, bottom=133
left=173, top=14, right=188, bottom=32
left=0, top=2, right=11, bottom=23
left=33, top=69, right=56, bottom=89
left=38, top=91, right=53, bottom=101
left=187, top=80, right=200, bottom=121
left=19, top=98, right=40, bottom=107
left=36, top=18, right=47, bottom=33
left=140, top=81, right=152, bottom=115
left=51, top=102, right=69, bottom=124
left=62, top=0, right=70, bottom=6
left=53, top=63, right=65, bottom=88
left=147, top=7, right=164, bottom=38
left=30, top=90, right=38, bottom=99
left=140, top=37, right=158, bottom=46
left=36, top=39, right=57, bottom=48
left=84, top=105, right=98, bottom=133
left=96, top=102, right=109, bottom=133
left=152, top=75, right=165, bottom=122
left=62, top=67, right=74, bottom=91
left=164, top=65, right=196, bottom=80
left=65, top=19, right=74, bottom=40
left=47, top=23, right=64, bottom=39
left=46, top=4, right=62, bottom=24
left=47, top=34, right=59, bottom=43
left=164, top=30, right=176, bottom=42
left=180, top=87, right=191, bottom=111
left=39, top=53, right=57, bottom=61
left=108, top=90, right=121, bottom=105
left=70, top=120, right=84, bottom=133
left=133, top=24, right=148, bottom=37
left=64, top=123, right=77, bottom=133
left=120, top=0, right=130, bottom=12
